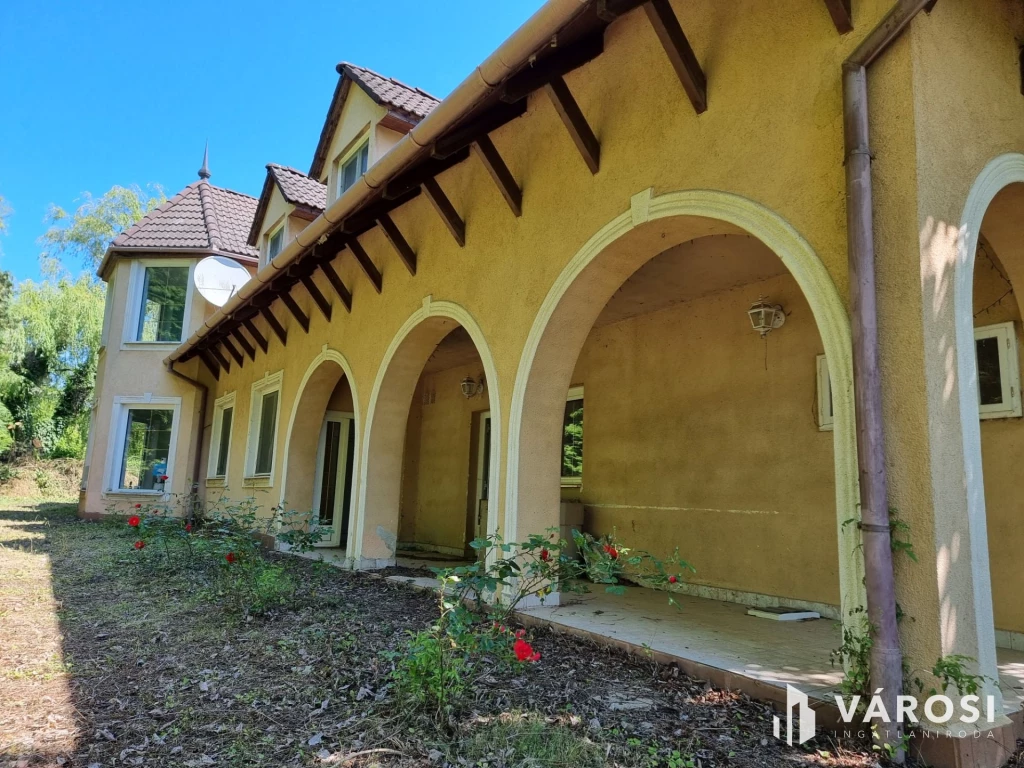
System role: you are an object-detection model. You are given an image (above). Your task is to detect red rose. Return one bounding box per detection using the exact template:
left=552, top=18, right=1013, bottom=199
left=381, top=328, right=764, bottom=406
left=134, top=503, right=142, bottom=509
left=185, top=523, right=192, bottom=533
left=668, top=575, right=677, bottom=584
left=225, top=552, right=236, bottom=563
left=513, top=638, right=540, bottom=662
left=515, top=628, right=526, bottom=639
left=603, top=544, right=619, bottom=559
left=127, top=515, right=140, bottom=527
left=134, top=540, right=145, bottom=550
left=159, top=475, right=168, bottom=482
left=539, top=548, right=550, bottom=562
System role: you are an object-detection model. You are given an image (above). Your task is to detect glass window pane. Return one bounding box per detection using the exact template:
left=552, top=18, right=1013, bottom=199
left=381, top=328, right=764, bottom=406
left=268, top=229, right=284, bottom=259
left=359, top=143, right=369, bottom=174
left=561, top=398, right=584, bottom=479
left=137, top=266, right=188, bottom=342
left=976, top=335, right=1004, bottom=406
left=255, top=391, right=278, bottom=475
left=119, top=409, right=174, bottom=490
left=215, top=407, right=233, bottom=476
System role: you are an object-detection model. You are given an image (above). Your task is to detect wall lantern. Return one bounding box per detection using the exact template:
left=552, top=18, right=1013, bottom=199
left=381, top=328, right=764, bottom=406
left=461, top=375, right=486, bottom=399
left=748, top=296, right=786, bottom=337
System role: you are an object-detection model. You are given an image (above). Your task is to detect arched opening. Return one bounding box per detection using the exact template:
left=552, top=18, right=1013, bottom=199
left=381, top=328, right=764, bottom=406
left=956, top=155, right=1024, bottom=707
left=353, top=303, right=501, bottom=570
left=506, top=190, right=863, bottom=687
left=281, top=350, right=360, bottom=552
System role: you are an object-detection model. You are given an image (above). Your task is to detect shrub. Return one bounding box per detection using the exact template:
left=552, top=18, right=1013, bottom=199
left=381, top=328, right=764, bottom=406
left=33, top=469, right=51, bottom=491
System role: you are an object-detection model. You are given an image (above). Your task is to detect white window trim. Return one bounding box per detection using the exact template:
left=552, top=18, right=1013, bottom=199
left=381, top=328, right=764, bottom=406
left=121, top=259, right=196, bottom=350
left=561, top=385, right=584, bottom=488
left=104, top=394, right=182, bottom=497
left=816, top=354, right=834, bottom=432
left=332, top=132, right=371, bottom=202
left=264, top=218, right=286, bottom=266
left=243, top=370, right=284, bottom=486
left=207, top=391, right=236, bottom=484
left=975, top=321, right=1022, bottom=420
left=99, top=271, right=116, bottom=350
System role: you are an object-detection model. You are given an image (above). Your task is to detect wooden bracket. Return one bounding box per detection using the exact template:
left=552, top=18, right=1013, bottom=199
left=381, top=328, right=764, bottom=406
left=221, top=336, right=244, bottom=366
left=823, top=0, right=853, bottom=33
left=472, top=136, right=522, bottom=216
left=422, top=178, right=466, bottom=246
left=242, top=318, right=269, bottom=354
left=210, top=345, right=231, bottom=373
left=378, top=214, right=417, bottom=275
left=544, top=76, right=600, bottom=174
left=260, top=307, right=288, bottom=345
left=279, top=291, right=310, bottom=333
left=500, top=32, right=605, bottom=103
left=645, top=0, right=707, bottom=114
left=300, top=274, right=332, bottom=321
left=232, top=328, right=256, bottom=361
left=319, top=261, right=353, bottom=312
left=197, top=349, right=220, bottom=380
left=347, top=237, right=383, bottom=293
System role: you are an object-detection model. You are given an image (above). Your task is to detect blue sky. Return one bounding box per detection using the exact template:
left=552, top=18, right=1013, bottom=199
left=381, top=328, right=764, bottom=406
left=0, top=0, right=544, bottom=282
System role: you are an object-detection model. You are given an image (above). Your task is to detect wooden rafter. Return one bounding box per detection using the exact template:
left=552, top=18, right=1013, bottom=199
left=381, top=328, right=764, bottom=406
left=347, top=237, right=383, bottom=293
left=422, top=178, right=466, bottom=247
left=433, top=100, right=527, bottom=158
left=378, top=214, right=417, bottom=275
left=544, top=76, right=600, bottom=174
left=242, top=318, right=268, bottom=353
left=644, top=0, right=707, bottom=114
left=472, top=136, right=522, bottom=217
left=221, top=337, right=244, bottom=366
left=210, top=345, right=231, bottom=373
left=501, top=32, right=605, bottom=104
left=279, top=291, right=310, bottom=333
left=260, top=307, right=288, bottom=345
left=823, top=0, right=853, bottom=33
left=300, top=274, right=332, bottom=321
left=197, top=349, right=220, bottom=380
left=342, top=187, right=420, bottom=236
left=232, top=328, right=256, bottom=361
left=384, top=147, right=470, bottom=200
left=319, top=260, right=353, bottom=312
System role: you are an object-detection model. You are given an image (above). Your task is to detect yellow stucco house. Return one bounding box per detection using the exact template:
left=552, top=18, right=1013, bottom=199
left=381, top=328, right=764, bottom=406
left=82, top=1, right=1024, bottom=764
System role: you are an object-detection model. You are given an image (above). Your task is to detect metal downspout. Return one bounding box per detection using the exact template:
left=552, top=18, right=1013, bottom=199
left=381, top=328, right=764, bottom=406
left=842, top=0, right=934, bottom=758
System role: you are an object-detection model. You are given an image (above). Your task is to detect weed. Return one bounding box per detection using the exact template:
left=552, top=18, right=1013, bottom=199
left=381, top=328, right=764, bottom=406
left=458, top=716, right=604, bottom=768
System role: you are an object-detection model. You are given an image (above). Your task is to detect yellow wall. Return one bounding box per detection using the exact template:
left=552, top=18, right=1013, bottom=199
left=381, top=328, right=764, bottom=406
left=320, top=87, right=386, bottom=195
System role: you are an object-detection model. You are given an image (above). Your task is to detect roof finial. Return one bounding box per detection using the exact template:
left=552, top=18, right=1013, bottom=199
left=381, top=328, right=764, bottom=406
left=198, top=141, right=211, bottom=180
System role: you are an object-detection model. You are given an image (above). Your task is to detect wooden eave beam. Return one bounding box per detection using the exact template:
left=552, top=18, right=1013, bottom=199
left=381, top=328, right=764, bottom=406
left=279, top=291, right=310, bottom=333
left=299, top=274, right=332, bottom=321
left=221, top=336, right=244, bottom=366
left=823, top=0, right=854, bottom=34
left=232, top=328, right=256, bottom=361
left=378, top=213, right=417, bottom=275
left=383, top=147, right=470, bottom=200
left=500, top=32, right=605, bottom=104
left=347, top=236, right=383, bottom=293
left=260, top=307, right=288, bottom=345
left=318, top=260, right=353, bottom=312
left=242, top=318, right=269, bottom=354
left=644, top=0, right=707, bottom=114
left=472, top=136, right=522, bottom=217
left=433, top=100, right=527, bottom=159
left=197, top=349, right=220, bottom=380
left=210, top=345, right=231, bottom=373
left=544, top=76, right=600, bottom=174
left=342, top=187, right=420, bottom=236
left=421, top=178, right=466, bottom=246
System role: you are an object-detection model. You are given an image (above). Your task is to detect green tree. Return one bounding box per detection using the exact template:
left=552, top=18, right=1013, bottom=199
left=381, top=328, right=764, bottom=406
left=40, top=184, right=163, bottom=270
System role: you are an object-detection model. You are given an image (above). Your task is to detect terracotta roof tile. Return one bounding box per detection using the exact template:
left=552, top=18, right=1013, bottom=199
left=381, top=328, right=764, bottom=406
left=111, top=181, right=258, bottom=259
left=341, top=62, right=439, bottom=122
left=267, top=164, right=327, bottom=211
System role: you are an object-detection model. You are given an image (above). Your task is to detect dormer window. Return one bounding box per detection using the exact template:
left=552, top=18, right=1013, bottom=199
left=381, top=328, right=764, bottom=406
left=267, top=224, right=285, bottom=261
left=337, top=141, right=369, bottom=197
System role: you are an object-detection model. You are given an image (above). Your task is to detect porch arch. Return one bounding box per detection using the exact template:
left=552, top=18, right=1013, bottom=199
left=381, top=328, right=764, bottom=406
left=279, top=346, right=361, bottom=551
left=952, top=152, right=1024, bottom=684
left=352, top=299, right=502, bottom=568
left=506, top=188, right=866, bottom=619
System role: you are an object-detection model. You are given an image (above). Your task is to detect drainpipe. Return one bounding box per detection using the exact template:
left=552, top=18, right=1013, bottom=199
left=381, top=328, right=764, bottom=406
left=166, top=362, right=208, bottom=520
left=843, top=0, right=933, bottom=758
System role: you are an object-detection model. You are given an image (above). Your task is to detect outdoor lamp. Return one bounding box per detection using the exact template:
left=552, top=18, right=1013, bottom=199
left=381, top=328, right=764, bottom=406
left=461, top=375, right=486, bottom=398
left=747, top=296, right=786, bottom=337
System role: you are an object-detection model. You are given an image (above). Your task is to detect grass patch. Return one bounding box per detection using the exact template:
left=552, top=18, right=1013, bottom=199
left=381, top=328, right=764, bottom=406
left=459, top=716, right=604, bottom=768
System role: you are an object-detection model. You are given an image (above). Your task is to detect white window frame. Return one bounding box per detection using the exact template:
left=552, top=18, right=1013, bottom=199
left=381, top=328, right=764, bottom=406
left=243, top=370, right=284, bottom=486
left=561, top=385, right=585, bottom=488
left=207, top=391, right=236, bottom=484
left=265, top=220, right=286, bottom=265
left=104, top=394, right=182, bottom=497
left=333, top=136, right=371, bottom=200
left=100, top=271, right=116, bottom=350
left=122, top=258, right=195, bottom=350
left=975, top=322, right=1022, bottom=420
left=816, top=354, right=834, bottom=431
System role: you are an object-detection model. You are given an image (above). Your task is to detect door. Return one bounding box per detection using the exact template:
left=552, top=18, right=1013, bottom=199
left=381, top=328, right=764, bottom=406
left=473, top=412, right=491, bottom=552
left=311, top=411, right=355, bottom=548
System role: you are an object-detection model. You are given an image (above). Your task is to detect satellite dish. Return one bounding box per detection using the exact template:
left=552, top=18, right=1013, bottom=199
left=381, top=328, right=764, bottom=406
left=194, top=256, right=251, bottom=307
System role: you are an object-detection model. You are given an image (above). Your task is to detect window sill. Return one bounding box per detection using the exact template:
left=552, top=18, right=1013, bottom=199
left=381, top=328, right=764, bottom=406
left=979, top=411, right=1023, bottom=421
left=242, top=475, right=273, bottom=489
left=560, top=478, right=582, bottom=489
left=120, top=341, right=184, bottom=352
left=206, top=477, right=227, bottom=488
left=104, top=489, right=168, bottom=501
left=818, top=423, right=834, bottom=432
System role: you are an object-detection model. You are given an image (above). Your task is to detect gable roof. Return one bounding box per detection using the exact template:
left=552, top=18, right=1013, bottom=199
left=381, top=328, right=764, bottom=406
left=98, top=179, right=259, bottom=278
left=247, top=164, right=327, bottom=246
left=309, top=62, right=440, bottom=180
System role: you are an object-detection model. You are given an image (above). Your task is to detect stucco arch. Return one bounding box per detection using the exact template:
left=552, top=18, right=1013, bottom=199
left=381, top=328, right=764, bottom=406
left=279, top=346, right=361, bottom=551
left=952, top=153, right=1024, bottom=682
left=351, top=298, right=502, bottom=568
left=506, top=187, right=866, bottom=619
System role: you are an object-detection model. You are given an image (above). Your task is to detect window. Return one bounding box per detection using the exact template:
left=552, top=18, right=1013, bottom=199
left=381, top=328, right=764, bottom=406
left=125, top=260, right=193, bottom=345
left=245, top=371, right=283, bottom=483
left=208, top=392, right=236, bottom=480
left=267, top=224, right=285, bottom=261
left=816, top=354, right=834, bottom=431
left=337, top=141, right=369, bottom=197
left=561, top=386, right=584, bottom=487
left=106, top=396, right=181, bottom=494
left=975, top=322, right=1022, bottom=419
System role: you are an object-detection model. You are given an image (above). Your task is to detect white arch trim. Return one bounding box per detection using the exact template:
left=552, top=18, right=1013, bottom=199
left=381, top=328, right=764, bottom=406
left=953, top=153, right=1024, bottom=680
left=505, top=188, right=867, bottom=619
left=352, top=297, right=503, bottom=567
left=278, top=345, right=362, bottom=551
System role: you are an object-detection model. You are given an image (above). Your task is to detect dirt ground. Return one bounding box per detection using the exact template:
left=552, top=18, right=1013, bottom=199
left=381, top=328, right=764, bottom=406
left=0, top=501, right=1017, bottom=768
